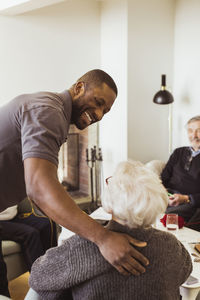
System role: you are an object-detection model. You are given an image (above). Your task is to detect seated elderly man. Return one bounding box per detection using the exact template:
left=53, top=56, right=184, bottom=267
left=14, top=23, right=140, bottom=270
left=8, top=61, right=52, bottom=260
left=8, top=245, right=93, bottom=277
left=161, top=115, right=200, bottom=230
left=28, top=161, right=192, bottom=300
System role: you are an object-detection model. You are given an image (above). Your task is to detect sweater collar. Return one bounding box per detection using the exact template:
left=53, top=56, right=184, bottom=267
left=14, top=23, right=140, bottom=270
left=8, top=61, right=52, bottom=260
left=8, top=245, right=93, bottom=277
left=189, top=146, right=200, bottom=157
left=106, top=220, right=155, bottom=242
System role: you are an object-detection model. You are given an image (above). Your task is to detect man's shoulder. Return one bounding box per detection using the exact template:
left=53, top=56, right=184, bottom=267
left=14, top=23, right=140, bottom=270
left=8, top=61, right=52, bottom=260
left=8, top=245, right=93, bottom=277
left=173, top=146, right=189, bottom=155
left=10, top=90, right=68, bottom=111
left=21, top=91, right=63, bottom=111
left=1, top=90, right=71, bottom=122
left=174, top=146, right=188, bottom=151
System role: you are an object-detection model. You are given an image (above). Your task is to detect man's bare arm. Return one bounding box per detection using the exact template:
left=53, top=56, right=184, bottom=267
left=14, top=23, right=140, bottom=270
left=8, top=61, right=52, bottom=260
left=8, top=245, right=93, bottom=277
left=24, top=157, right=149, bottom=275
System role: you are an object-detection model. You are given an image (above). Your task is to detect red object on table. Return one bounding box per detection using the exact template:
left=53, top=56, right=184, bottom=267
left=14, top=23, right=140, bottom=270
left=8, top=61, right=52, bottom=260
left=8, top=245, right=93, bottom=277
left=160, top=214, right=185, bottom=229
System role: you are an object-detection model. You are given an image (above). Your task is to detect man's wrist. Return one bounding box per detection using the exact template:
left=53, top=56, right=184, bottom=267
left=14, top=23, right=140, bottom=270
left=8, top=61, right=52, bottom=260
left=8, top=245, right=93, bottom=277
left=93, top=225, right=110, bottom=247
left=85, top=217, right=110, bottom=246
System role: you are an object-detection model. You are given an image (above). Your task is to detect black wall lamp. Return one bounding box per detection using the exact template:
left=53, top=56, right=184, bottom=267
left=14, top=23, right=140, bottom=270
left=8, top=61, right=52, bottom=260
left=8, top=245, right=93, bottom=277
left=153, top=74, right=174, bottom=104
left=153, top=74, right=174, bottom=154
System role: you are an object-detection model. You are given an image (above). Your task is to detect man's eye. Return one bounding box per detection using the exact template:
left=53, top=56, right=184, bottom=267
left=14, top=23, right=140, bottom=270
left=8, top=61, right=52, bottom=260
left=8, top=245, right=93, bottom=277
left=95, top=97, right=102, bottom=106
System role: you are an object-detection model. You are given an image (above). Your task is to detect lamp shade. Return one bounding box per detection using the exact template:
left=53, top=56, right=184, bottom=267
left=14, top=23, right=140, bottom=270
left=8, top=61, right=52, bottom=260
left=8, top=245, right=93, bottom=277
left=153, top=74, right=174, bottom=105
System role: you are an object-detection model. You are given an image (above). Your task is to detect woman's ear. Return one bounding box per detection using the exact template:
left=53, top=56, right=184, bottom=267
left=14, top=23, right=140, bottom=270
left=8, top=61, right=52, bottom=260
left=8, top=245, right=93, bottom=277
left=73, top=81, right=85, bottom=97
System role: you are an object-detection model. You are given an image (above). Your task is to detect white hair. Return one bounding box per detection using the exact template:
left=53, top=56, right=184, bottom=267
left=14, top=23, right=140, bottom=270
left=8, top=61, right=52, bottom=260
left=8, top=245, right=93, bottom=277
left=145, top=160, right=166, bottom=176
left=102, top=160, right=168, bottom=228
left=187, top=115, right=200, bottom=125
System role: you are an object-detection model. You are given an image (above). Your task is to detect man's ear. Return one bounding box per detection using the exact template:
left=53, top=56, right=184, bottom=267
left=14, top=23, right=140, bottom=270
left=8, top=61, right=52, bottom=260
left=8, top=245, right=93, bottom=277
left=73, top=81, right=85, bottom=97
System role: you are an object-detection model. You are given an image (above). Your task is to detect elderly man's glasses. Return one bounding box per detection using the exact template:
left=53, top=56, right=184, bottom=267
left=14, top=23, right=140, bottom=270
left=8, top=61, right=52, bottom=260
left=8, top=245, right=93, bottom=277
left=184, top=155, right=193, bottom=171
left=105, top=176, right=112, bottom=185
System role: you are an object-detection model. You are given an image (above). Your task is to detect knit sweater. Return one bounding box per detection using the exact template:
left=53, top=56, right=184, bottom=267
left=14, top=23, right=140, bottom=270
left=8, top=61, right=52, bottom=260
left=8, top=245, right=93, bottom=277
left=29, top=221, right=192, bottom=300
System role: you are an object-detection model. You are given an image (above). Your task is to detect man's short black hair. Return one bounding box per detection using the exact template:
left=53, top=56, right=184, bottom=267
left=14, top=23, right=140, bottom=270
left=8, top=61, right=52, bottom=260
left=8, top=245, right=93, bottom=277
left=77, top=69, right=118, bottom=96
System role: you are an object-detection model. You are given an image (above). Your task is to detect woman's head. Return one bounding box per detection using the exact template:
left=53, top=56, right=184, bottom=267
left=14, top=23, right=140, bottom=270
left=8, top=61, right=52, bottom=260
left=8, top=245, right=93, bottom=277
left=102, top=160, right=168, bottom=228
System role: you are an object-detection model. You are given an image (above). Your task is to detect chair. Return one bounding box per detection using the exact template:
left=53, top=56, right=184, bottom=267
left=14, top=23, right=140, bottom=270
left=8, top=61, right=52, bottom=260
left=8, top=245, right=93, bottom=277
left=0, top=296, right=11, bottom=300
left=2, top=198, right=60, bottom=281
left=2, top=199, right=30, bottom=281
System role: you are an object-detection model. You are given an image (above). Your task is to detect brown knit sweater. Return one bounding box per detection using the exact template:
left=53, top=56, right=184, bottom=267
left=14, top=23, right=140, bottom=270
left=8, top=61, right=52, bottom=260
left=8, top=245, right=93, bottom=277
left=29, top=221, right=192, bottom=300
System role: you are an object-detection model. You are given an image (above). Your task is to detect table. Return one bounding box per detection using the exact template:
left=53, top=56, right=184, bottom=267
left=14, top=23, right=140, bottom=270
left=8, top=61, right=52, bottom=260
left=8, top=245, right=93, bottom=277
left=58, top=207, right=200, bottom=300
left=154, top=215, right=200, bottom=300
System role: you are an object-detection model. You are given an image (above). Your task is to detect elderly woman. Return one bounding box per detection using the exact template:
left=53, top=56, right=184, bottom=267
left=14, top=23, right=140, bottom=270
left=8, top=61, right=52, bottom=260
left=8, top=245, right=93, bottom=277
left=28, top=160, right=192, bottom=300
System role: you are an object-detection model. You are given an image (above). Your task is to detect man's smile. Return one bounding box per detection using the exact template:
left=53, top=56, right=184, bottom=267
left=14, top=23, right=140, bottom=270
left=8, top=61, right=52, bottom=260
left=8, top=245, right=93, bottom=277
left=84, top=111, right=93, bottom=124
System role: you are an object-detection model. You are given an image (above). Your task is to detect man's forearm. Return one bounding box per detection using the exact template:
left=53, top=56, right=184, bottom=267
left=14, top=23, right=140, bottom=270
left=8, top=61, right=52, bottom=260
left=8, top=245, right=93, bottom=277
left=28, top=176, right=108, bottom=245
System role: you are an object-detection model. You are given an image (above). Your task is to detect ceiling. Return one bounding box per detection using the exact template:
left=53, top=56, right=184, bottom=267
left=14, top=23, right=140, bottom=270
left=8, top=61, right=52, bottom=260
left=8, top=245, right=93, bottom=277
left=0, top=0, right=66, bottom=15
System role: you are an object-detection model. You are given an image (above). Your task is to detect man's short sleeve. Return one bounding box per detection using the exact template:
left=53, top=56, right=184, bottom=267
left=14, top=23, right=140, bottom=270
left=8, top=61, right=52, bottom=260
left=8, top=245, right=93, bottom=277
left=21, top=106, right=67, bottom=166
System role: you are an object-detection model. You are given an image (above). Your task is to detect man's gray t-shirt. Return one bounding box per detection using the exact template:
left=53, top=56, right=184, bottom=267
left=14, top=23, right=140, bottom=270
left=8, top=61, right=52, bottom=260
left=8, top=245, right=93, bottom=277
left=0, top=90, right=72, bottom=211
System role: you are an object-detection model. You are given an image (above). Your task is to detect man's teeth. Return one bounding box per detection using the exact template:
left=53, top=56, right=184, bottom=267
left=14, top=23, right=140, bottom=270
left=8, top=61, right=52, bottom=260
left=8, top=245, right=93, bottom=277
left=85, top=111, right=92, bottom=123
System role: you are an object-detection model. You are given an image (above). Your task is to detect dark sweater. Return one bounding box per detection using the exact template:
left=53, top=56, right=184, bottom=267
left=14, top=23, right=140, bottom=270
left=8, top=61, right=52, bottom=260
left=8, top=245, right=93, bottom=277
left=161, top=147, right=200, bottom=205
left=161, top=147, right=200, bottom=221
left=29, top=221, right=192, bottom=300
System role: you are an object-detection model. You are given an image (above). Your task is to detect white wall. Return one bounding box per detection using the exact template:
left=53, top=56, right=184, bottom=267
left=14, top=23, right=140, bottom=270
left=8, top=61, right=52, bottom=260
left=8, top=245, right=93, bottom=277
left=0, top=0, right=100, bottom=105
left=173, top=0, right=200, bottom=148
left=99, top=0, right=128, bottom=178
left=99, top=0, right=175, bottom=177
left=127, top=0, right=175, bottom=163
left=1, top=0, right=193, bottom=177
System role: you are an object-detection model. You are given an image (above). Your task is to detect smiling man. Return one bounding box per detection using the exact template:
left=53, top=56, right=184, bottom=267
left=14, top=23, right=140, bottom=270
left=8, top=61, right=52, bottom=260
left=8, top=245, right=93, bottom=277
left=161, top=115, right=200, bottom=231
left=70, top=78, right=115, bottom=130
left=0, top=69, right=148, bottom=297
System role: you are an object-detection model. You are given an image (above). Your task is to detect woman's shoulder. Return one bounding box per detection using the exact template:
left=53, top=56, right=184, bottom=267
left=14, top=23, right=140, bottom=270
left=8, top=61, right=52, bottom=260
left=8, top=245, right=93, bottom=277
left=151, top=227, right=180, bottom=242
left=150, top=228, right=188, bottom=257
left=61, top=234, right=100, bottom=254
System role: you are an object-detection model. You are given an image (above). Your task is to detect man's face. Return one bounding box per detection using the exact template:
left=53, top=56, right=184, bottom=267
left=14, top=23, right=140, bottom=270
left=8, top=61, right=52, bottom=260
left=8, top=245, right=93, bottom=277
left=187, top=120, right=200, bottom=151
left=71, top=82, right=116, bottom=130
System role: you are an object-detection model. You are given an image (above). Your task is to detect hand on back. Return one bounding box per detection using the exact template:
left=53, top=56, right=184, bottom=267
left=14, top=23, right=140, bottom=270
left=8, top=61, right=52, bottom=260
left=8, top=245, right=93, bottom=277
left=97, top=230, right=149, bottom=276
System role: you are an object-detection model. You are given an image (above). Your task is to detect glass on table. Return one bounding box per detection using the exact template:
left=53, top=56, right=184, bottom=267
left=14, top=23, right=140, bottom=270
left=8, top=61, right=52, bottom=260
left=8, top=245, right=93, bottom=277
left=166, top=213, right=178, bottom=232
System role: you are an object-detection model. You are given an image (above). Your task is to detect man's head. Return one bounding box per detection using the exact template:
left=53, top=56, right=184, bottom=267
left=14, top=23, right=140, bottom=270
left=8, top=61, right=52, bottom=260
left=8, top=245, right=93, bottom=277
left=69, top=69, right=117, bottom=130
left=102, top=160, right=168, bottom=229
left=187, top=116, right=200, bottom=151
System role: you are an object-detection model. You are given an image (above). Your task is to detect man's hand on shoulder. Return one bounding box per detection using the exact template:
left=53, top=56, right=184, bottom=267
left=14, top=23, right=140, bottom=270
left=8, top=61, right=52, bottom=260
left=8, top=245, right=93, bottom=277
left=96, top=230, right=149, bottom=276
